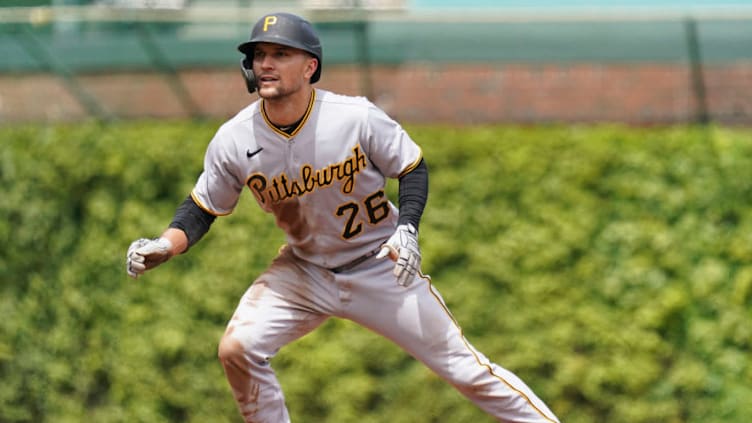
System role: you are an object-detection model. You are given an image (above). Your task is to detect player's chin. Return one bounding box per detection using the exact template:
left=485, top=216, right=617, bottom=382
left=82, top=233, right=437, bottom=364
left=257, top=85, right=281, bottom=99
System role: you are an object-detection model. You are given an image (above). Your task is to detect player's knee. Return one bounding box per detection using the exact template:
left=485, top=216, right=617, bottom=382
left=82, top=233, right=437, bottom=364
left=218, top=332, right=245, bottom=365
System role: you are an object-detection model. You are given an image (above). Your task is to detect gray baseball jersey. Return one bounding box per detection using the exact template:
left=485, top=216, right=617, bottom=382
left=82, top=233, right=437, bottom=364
left=191, top=88, right=422, bottom=269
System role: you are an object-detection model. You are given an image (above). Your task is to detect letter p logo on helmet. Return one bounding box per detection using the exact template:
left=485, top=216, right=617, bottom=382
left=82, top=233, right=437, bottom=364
left=263, top=16, right=277, bottom=31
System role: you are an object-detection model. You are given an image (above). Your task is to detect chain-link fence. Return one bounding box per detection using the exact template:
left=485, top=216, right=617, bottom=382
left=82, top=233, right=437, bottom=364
left=1, top=2, right=751, bottom=123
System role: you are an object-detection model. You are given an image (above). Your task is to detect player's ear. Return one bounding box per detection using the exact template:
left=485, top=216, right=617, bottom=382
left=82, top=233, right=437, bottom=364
left=304, top=56, right=318, bottom=81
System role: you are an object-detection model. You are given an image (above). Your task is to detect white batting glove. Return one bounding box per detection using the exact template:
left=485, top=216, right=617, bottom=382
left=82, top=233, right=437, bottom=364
left=376, top=223, right=421, bottom=287
left=126, top=237, right=173, bottom=279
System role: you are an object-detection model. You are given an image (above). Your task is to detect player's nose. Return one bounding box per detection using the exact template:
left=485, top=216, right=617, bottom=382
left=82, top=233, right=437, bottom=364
left=258, top=55, right=275, bottom=69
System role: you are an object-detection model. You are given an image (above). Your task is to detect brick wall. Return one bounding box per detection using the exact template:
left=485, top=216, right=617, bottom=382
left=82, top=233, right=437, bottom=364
left=1, top=62, right=750, bottom=124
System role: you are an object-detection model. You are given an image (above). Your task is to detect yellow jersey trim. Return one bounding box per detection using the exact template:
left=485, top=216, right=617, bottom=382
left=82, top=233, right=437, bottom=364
left=260, top=89, right=316, bottom=139
left=190, top=190, right=232, bottom=217
left=398, top=147, right=424, bottom=178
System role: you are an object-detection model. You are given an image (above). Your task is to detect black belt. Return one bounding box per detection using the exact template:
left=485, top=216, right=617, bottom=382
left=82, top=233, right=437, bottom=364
left=329, top=247, right=382, bottom=273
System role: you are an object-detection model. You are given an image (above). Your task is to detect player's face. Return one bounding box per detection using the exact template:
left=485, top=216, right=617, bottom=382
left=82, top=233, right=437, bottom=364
left=252, top=43, right=318, bottom=100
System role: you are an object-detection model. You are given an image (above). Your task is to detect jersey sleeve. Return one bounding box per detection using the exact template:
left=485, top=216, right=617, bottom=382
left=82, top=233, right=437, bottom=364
left=364, top=103, right=423, bottom=178
left=190, top=128, right=244, bottom=216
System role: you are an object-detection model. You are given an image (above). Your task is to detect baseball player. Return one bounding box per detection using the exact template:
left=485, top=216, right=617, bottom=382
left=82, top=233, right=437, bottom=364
left=126, top=12, right=559, bottom=423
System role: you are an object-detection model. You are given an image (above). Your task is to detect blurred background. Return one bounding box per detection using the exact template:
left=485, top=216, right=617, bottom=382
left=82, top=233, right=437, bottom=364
left=4, top=2, right=752, bottom=423
left=1, top=0, right=751, bottom=125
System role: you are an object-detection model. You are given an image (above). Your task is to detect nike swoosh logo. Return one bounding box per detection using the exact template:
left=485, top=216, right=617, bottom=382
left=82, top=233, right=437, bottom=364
left=246, top=147, right=263, bottom=158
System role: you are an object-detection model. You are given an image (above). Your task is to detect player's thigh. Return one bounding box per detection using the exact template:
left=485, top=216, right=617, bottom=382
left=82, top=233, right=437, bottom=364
left=346, top=274, right=492, bottom=386
left=223, top=261, right=331, bottom=358
left=344, top=261, right=459, bottom=356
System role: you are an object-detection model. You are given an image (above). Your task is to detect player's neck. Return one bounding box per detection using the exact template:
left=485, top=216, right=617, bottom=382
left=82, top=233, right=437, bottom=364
left=262, top=87, right=313, bottom=127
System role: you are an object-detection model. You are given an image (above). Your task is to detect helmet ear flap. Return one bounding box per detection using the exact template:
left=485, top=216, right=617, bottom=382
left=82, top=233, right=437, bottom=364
left=240, top=56, right=257, bottom=94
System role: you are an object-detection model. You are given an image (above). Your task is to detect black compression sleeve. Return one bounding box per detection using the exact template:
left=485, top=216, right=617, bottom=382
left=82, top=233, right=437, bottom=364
left=397, top=158, right=428, bottom=230
left=168, top=195, right=217, bottom=248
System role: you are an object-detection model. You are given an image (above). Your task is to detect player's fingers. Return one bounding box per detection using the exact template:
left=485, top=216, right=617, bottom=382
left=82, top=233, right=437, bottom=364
left=396, top=252, right=419, bottom=287
left=395, top=262, right=407, bottom=285
left=126, top=264, right=139, bottom=279
left=398, top=273, right=412, bottom=287
left=396, top=264, right=414, bottom=287
left=129, top=259, right=146, bottom=273
left=127, top=269, right=140, bottom=279
left=394, top=252, right=408, bottom=277
left=393, top=258, right=404, bottom=277
left=127, top=259, right=146, bottom=279
left=376, top=244, right=398, bottom=261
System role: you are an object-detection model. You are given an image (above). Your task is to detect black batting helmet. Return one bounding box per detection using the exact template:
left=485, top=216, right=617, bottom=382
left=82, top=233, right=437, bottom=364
left=238, top=13, right=323, bottom=84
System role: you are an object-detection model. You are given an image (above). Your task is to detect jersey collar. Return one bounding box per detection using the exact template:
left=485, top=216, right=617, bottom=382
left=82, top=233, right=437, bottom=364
left=260, top=89, right=316, bottom=139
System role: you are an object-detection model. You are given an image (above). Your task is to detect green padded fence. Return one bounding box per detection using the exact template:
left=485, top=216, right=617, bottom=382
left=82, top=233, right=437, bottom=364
left=1, top=5, right=750, bottom=123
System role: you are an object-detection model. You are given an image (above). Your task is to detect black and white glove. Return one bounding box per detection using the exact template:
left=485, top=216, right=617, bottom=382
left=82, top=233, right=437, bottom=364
left=126, top=237, right=173, bottom=279
left=376, top=223, right=421, bottom=287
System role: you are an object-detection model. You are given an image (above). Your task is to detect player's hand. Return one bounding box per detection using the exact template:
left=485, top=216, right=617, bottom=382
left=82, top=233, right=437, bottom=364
left=376, top=223, right=421, bottom=287
left=126, top=237, right=173, bottom=279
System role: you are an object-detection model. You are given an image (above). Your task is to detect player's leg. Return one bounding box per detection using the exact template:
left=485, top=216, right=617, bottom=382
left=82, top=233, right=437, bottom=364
left=338, top=259, right=559, bottom=423
left=218, top=247, right=335, bottom=423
